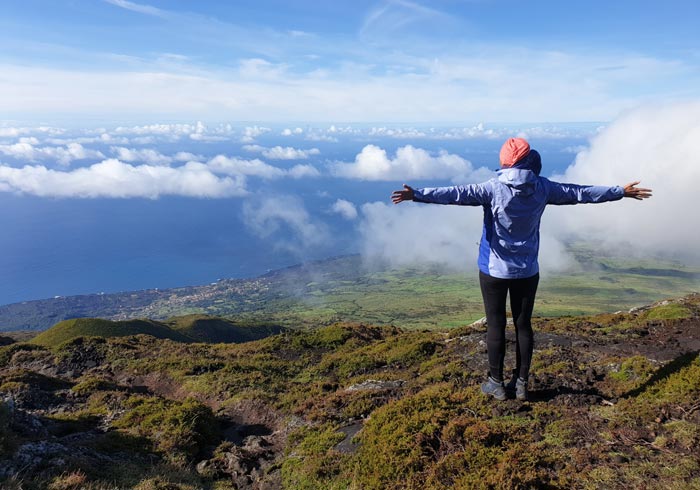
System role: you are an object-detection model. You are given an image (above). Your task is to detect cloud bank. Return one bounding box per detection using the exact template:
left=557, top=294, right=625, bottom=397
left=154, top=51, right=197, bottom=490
left=243, top=144, right=320, bottom=160
left=0, top=159, right=247, bottom=198
left=546, top=102, right=700, bottom=261
left=333, top=144, right=493, bottom=182
left=0, top=140, right=104, bottom=165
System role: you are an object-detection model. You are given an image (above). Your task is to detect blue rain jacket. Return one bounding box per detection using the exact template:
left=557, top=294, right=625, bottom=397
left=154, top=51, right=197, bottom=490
left=412, top=151, right=624, bottom=279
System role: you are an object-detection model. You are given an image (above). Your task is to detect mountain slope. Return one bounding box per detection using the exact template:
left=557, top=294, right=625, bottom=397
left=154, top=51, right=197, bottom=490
left=1, top=294, right=698, bottom=489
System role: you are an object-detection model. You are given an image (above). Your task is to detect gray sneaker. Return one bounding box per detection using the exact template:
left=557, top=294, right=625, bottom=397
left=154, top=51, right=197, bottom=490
left=481, top=376, right=507, bottom=401
left=506, top=374, right=528, bottom=401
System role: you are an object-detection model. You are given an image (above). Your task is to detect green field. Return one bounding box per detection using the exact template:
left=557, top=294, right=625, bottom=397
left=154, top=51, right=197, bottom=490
left=188, top=245, right=699, bottom=331
left=1, top=244, right=698, bottom=332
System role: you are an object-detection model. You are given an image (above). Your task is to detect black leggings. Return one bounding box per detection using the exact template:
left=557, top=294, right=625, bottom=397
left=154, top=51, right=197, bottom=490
left=479, top=271, right=539, bottom=382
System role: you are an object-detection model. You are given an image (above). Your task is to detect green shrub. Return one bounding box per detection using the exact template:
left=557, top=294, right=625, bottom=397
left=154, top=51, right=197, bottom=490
left=0, top=343, right=47, bottom=367
left=71, top=375, right=120, bottom=396
left=114, top=395, right=219, bottom=463
left=281, top=424, right=351, bottom=490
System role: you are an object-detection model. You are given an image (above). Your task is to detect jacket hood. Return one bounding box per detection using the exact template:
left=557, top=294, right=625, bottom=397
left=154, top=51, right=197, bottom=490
left=497, top=168, right=539, bottom=196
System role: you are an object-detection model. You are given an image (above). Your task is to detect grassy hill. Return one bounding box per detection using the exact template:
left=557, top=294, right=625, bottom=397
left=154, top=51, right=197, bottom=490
left=165, top=314, right=286, bottom=343
left=28, top=318, right=193, bottom=347
left=1, top=294, right=698, bottom=489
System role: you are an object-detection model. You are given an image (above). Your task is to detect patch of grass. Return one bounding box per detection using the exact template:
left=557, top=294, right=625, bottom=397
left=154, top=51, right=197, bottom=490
left=642, top=302, right=694, bottom=321
left=607, top=352, right=700, bottom=426
left=605, top=355, right=657, bottom=395
left=71, top=375, right=121, bottom=396
left=0, top=369, right=72, bottom=391
left=281, top=423, right=352, bottom=490
left=113, top=395, right=220, bottom=464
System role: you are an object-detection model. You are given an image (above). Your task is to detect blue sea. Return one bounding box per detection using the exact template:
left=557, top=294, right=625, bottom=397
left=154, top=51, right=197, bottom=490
left=0, top=124, right=595, bottom=305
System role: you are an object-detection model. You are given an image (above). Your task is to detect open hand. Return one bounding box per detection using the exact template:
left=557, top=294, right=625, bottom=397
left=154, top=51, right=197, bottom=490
left=623, top=181, right=652, bottom=200
left=391, top=184, right=414, bottom=204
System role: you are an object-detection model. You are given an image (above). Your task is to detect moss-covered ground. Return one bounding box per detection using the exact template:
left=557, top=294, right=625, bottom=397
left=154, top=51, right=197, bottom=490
left=0, top=294, right=698, bottom=489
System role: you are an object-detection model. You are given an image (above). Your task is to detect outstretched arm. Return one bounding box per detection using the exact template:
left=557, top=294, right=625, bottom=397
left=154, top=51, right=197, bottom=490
left=547, top=180, right=652, bottom=205
left=391, top=183, right=492, bottom=206
left=622, top=181, right=653, bottom=200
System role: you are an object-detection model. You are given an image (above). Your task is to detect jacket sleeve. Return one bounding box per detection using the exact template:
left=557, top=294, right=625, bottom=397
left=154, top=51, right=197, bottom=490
left=412, top=183, right=492, bottom=206
left=546, top=180, right=624, bottom=205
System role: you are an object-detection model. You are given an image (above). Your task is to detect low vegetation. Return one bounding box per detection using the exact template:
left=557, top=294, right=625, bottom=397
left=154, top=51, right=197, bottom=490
left=0, top=294, right=698, bottom=489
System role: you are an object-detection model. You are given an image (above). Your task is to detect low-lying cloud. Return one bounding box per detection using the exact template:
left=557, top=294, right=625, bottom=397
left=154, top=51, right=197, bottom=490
left=0, top=140, right=104, bottom=165
left=546, top=102, right=700, bottom=261
left=243, top=144, right=320, bottom=160
left=242, top=195, right=329, bottom=252
left=331, top=199, right=358, bottom=220
left=111, top=146, right=173, bottom=165
left=333, top=144, right=493, bottom=182
left=0, top=159, right=247, bottom=198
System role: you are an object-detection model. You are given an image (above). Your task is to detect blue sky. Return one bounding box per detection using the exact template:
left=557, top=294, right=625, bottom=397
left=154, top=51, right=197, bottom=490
left=1, top=0, right=699, bottom=123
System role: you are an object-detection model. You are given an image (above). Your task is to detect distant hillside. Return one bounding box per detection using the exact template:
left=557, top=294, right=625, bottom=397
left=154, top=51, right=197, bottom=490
left=165, top=314, right=285, bottom=343
left=1, top=250, right=699, bottom=332
left=28, top=316, right=286, bottom=348
left=29, top=318, right=192, bottom=347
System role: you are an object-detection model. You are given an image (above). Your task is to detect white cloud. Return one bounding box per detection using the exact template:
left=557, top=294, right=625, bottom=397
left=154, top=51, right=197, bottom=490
left=239, top=59, right=288, bottom=80
left=111, top=122, right=234, bottom=142
left=207, top=155, right=320, bottom=179
left=246, top=145, right=320, bottom=160
left=546, top=101, right=700, bottom=262
left=0, top=126, right=65, bottom=138
left=305, top=132, right=338, bottom=142
left=0, top=159, right=247, bottom=198
left=0, top=141, right=104, bottom=165
left=281, top=127, right=304, bottom=136
left=42, top=133, right=130, bottom=145
left=104, top=0, right=165, bottom=17
left=332, top=144, right=492, bottom=182
left=359, top=201, right=477, bottom=271
left=242, top=195, right=329, bottom=251
left=114, top=123, right=196, bottom=138
left=207, top=155, right=285, bottom=179
left=288, top=164, right=320, bottom=179
left=368, top=127, right=427, bottom=139
left=331, top=199, right=358, bottom=220
left=240, top=126, right=271, bottom=143
left=173, top=151, right=204, bottom=162
left=2, top=44, right=694, bottom=123
left=111, top=146, right=173, bottom=165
